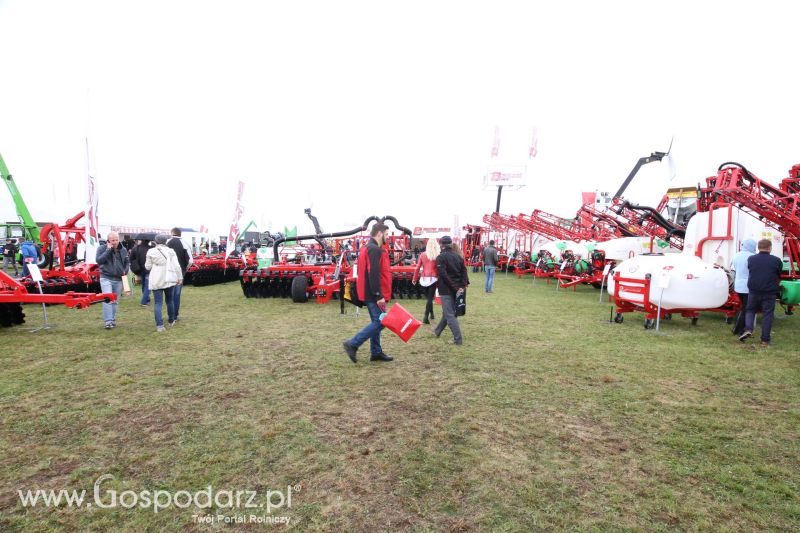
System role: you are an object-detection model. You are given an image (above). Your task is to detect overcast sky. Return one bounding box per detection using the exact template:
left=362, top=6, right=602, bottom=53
left=1, top=0, right=798, bottom=238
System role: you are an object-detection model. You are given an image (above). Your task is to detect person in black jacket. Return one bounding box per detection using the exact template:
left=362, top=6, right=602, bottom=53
left=130, top=239, right=154, bottom=306
left=167, top=228, right=193, bottom=322
left=433, top=235, right=469, bottom=345
left=3, top=239, right=19, bottom=276
left=739, top=239, right=784, bottom=346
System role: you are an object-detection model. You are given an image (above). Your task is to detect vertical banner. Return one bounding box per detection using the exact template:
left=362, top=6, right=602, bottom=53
left=491, top=126, right=500, bottom=158
left=85, top=138, right=100, bottom=265
left=529, top=126, right=539, bottom=159
left=224, top=181, right=245, bottom=262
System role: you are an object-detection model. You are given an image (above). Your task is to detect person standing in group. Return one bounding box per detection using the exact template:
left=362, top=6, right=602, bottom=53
left=342, top=223, right=394, bottom=363
left=483, top=240, right=499, bottom=293
left=730, top=239, right=756, bottom=335
left=20, top=239, right=38, bottom=277
left=3, top=239, right=19, bottom=276
left=130, top=239, right=154, bottom=307
left=739, top=239, right=783, bottom=346
left=146, top=234, right=183, bottom=332
left=167, top=228, right=193, bottom=322
left=470, top=245, right=481, bottom=273
left=412, top=237, right=440, bottom=324
left=433, top=235, right=469, bottom=346
left=96, top=231, right=131, bottom=329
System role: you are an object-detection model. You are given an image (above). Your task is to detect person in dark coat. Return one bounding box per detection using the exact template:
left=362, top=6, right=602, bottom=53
left=167, top=227, right=193, bottom=322
left=739, top=239, right=784, bottom=346
left=433, top=235, right=469, bottom=345
left=130, top=239, right=154, bottom=306
left=3, top=239, right=19, bottom=276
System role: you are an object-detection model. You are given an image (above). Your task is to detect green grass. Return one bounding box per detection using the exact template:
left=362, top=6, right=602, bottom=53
left=1, top=272, right=799, bottom=531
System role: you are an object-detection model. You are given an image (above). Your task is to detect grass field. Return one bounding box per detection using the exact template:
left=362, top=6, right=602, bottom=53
left=1, top=272, right=799, bottom=531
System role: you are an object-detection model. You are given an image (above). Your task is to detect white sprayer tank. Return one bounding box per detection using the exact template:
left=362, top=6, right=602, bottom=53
left=597, top=236, right=679, bottom=261
left=608, top=253, right=730, bottom=310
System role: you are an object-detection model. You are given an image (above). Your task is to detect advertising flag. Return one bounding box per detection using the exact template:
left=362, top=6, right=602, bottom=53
left=224, top=181, right=245, bottom=262
left=529, top=126, right=539, bottom=158
left=85, top=138, right=100, bottom=264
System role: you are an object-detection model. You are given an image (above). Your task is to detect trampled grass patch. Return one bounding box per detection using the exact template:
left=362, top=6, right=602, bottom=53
left=1, top=272, right=798, bottom=531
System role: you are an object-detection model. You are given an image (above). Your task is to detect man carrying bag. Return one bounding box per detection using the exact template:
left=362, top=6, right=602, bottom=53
left=432, top=235, right=469, bottom=345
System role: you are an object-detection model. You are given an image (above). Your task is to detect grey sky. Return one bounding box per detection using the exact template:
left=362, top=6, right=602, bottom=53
left=1, top=0, right=798, bottom=238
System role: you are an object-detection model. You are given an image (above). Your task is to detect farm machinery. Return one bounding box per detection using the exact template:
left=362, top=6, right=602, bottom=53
left=239, top=216, right=425, bottom=306
left=0, top=270, right=115, bottom=327
left=609, top=161, right=800, bottom=328
left=2, top=152, right=112, bottom=298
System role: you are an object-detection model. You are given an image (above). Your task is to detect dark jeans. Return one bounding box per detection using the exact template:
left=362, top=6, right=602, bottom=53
left=424, top=283, right=437, bottom=321
left=744, top=290, right=777, bottom=342
left=732, top=292, right=748, bottom=334
left=153, top=287, right=176, bottom=327
left=172, top=283, right=183, bottom=318
left=349, top=301, right=384, bottom=356
left=434, top=294, right=463, bottom=344
left=140, top=272, right=151, bottom=305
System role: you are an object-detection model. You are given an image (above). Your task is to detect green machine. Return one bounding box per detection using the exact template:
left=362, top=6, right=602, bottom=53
left=1, top=153, right=42, bottom=257
left=1, top=153, right=41, bottom=242
left=781, top=260, right=800, bottom=305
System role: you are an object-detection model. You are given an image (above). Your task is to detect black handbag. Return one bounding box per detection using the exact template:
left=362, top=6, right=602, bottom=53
left=455, top=289, right=466, bottom=316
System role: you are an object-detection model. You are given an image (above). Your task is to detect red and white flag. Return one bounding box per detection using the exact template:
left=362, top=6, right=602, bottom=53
left=491, top=126, right=500, bottom=158
left=225, top=181, right=245, bottom=262
left=85, top=137, right=100, bottom=264
left=529, top=126, right=539, bottom=159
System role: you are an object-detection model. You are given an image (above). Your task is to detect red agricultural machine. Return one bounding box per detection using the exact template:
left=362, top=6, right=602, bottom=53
left=239, top=216, right=425, bottom=307
left=184, top=254, right=254, bottom=286
left=696, top=162, right=800, bottom=307
left=2, top=153, right=113, bottom=323
left=0, top=269, right=114, bottom=327
left=607, top=161, right=800, bottom=328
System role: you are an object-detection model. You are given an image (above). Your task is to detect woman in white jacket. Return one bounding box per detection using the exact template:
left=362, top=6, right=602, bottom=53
left=145, top=234, right=183, bottom=332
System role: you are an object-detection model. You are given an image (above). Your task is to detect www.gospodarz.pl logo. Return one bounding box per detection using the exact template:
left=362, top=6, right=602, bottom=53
left=17, top=474, right=298, bottom=516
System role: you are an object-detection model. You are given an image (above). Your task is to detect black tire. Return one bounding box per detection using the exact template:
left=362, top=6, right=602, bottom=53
left=644, top=318, right=655, bottom=329
left=291, top=276, right=309, bottom=303
left=691, top=317, right=699, bottom=326
left=614, top=313, right=624, bottom=324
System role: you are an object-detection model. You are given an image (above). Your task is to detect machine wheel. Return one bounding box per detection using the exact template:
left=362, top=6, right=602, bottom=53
left=723, top=316, right=733, bottom=324
left=691, top=317, right=699, bottom=326
left=613, top=313, right=624, bottom=324
left=644, top=318, right=655, bottom=329
left=290, top=276, right=309, bottom=303
left=663, top=313, right=672, bottom=321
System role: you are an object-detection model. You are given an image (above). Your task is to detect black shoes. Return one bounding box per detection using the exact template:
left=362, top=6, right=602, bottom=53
left=342, top=342, right=357, bottom=363
left=370, top=352, right=393, bottom=362
left=739, top=331, right=753, bottom=343
left=422, top=318, right=430, bottom=324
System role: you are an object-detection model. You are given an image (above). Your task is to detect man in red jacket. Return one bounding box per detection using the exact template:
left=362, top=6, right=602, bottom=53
left=343, top=223, right=394, bottom=363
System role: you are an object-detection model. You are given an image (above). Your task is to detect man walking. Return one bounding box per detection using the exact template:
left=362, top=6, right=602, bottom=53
left=167, top=228, right=193, bottom=321
left=342, top=223, right=394, bottom=363
left=96, top=231, right=131, bottom=329
left=739, top=239, right=783, bottom=346
left=433, top=235, right=469, bottom=345
left=3, top=239, right=19, bottom=276
left=483, top=240, right=499, bottom=293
